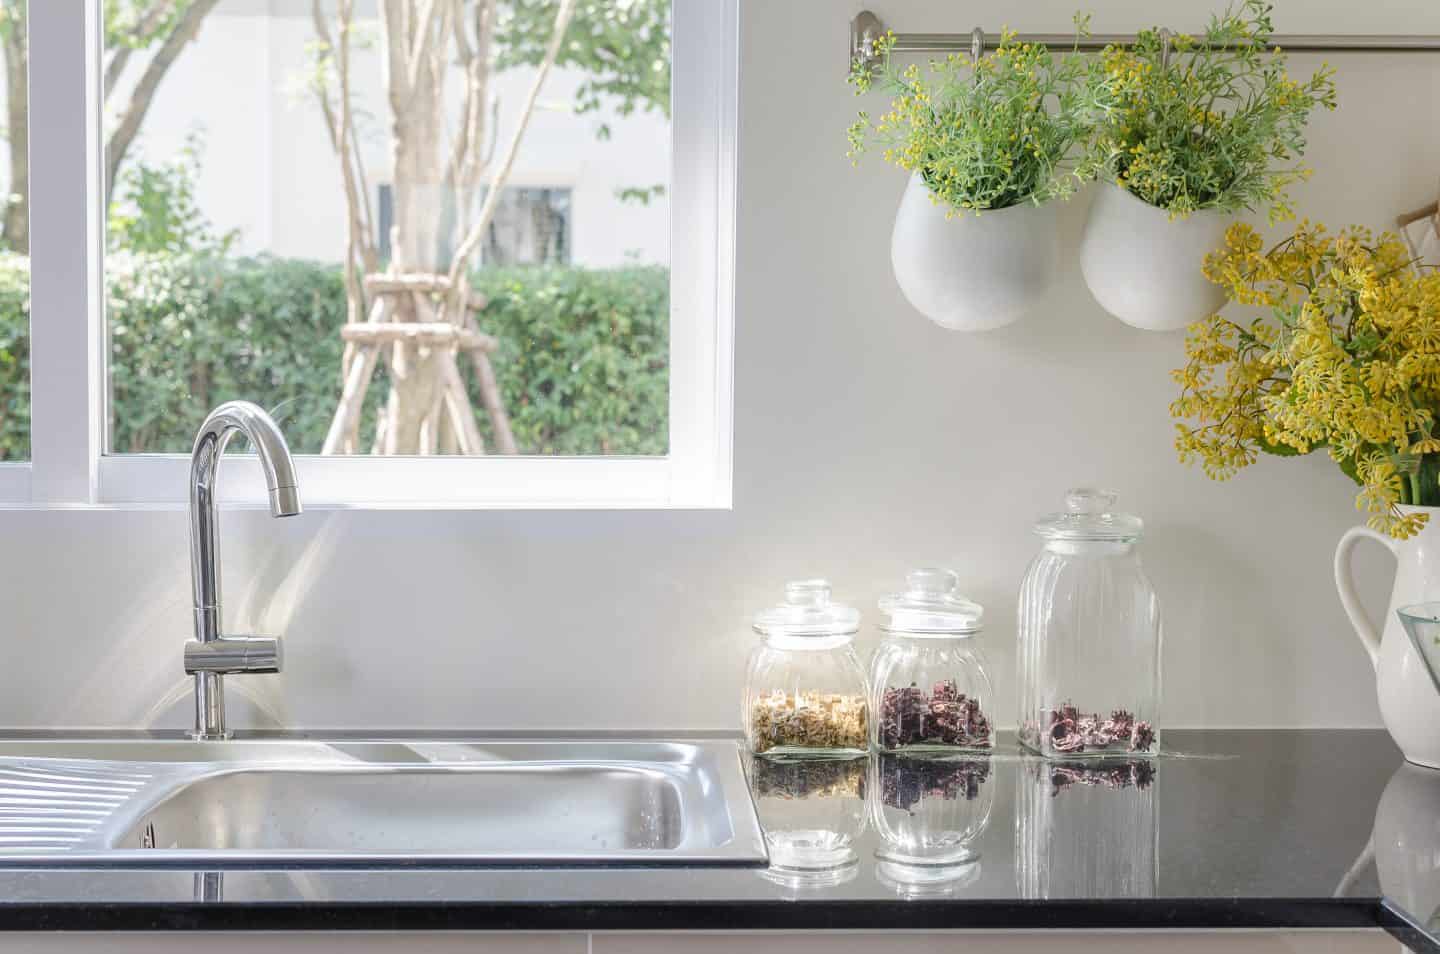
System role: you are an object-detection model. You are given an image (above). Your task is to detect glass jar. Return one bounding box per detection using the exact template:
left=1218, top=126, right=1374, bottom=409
left=744, top=580, right=868, bottom=759
left=1017, top=488, right=1161, bottom=758
left=869, top=568, right=994, bottom=753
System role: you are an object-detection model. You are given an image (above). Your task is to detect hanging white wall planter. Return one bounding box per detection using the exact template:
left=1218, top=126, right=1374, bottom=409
left=890, top=173, right=1060, bottom=332
left=1079, top=182, right=1230, bottom=332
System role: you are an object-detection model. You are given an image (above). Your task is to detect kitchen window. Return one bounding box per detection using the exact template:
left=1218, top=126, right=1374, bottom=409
left=9, top=0, right=735, bottom=508
left=0, top=0, right=27, bottom=498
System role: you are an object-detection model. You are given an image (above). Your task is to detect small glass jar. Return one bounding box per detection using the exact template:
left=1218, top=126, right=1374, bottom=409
left=1016, top=488, right=1162, bottom=758
left=869, top=568, right=994, bottom=753
left=743, top=580, right=868, bottom=759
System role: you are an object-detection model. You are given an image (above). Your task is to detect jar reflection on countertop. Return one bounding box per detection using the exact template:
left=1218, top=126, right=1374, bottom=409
left=746, top=753, right=867, bottom=872
left=869, top=568, right=994, bottom=754
left=744, top=581, right=869, bottom=759
left=870, top=752, right=995, bottom=870
left=1015, top=757, right=1159, bottom=900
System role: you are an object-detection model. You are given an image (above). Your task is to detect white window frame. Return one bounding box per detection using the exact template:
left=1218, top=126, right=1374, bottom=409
left=9, top=0, right=736, bottom=510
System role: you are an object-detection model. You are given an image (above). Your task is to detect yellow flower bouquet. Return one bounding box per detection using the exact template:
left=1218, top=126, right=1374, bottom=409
left=1172, top=221, right=1440, bottom=537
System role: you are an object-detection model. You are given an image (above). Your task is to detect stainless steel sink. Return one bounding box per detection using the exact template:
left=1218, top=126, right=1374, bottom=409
left=0, top=739, right=766, bottom=867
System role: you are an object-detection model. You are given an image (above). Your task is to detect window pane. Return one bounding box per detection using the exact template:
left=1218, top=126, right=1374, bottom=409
left=104, top=0, right=670, bottom=457
left=0, top=0, right=28, bottom=462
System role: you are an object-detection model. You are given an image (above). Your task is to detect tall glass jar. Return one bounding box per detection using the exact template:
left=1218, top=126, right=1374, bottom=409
left=1017, top=489, right=1161, bottom=758
left=869, top=569, right=994, bottom=753
left=744, top=580, right=868, bottom=759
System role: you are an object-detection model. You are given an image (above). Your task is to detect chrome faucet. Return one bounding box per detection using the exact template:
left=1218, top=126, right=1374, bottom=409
left=185, top=401, right=301, bottom=740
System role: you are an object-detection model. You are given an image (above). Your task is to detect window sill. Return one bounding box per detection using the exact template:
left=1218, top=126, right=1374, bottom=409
left=8, top=455, right=729, bottom=511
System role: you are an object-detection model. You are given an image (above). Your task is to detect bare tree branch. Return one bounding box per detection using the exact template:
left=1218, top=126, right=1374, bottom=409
left=102, top=0, right=175, bottom=99
left=380, top=0, right=411, bottom=115
left=105, top=0, right=223, bottom=203
left=446, top=0, right=577, bottom=290
left=405, top=0, right=443, bottom=95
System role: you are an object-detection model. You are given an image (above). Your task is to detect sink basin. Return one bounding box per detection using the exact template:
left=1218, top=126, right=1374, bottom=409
left=0, top=739, right=766, bottom=867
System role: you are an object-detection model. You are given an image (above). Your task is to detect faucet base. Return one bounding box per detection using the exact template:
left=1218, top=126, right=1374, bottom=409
left=187, top=728, right=234, bottom=742
left=192, top=672, right=231, bottom=741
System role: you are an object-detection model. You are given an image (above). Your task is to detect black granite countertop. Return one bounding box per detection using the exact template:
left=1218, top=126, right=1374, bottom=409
left=0, top=730, right=1431, bottom=947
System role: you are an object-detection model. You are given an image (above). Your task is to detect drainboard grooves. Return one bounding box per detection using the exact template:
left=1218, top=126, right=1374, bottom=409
left=0, top=763, right=151, bottom=850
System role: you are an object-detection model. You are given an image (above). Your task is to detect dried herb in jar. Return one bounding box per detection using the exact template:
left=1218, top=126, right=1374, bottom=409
left=750, top=690, right=868, bottom=754
left=1043, top=702, right=1155, bottom=754
left=878, top=679, right=992, bottom=749
left=878, top=754, right=990, bottom=812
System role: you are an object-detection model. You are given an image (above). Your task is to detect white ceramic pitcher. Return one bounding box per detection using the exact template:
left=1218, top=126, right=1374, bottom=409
left=1335, top=506, right=1440, bottom=767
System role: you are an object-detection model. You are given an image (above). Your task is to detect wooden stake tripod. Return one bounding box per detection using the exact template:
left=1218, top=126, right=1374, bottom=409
left=321, top=273, right=517, bottom=455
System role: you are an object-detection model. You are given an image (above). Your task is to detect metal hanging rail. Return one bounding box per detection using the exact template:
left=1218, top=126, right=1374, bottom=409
left=849, top=9, right=1440, bottom=72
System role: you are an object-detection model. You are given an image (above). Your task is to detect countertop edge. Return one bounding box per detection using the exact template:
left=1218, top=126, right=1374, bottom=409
left=1380, top=898, right=1440, bottom=953
left=0, top=897, right=1399, bottom=935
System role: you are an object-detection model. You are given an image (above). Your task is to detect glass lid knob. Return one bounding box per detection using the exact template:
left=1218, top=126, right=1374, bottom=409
left=905, top=567, right=960, bottom=598
left=1065, top=487, right=1118, bottom=514
left=784, top=579, right=832, bottom=608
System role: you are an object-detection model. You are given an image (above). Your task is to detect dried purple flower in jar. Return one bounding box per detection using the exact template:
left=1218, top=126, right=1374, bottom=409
left=878, top=680, right=992, bottom=750
left=1040, top=702, right=1157, bottom=754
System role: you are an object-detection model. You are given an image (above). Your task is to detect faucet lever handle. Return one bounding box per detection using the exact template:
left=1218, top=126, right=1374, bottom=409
left=185, top=635, right=283, bottom=675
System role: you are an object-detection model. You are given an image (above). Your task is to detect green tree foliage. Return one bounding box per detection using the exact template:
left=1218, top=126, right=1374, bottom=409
left=0, top=252, right=27, bottom=457
left=107, top=135, right=238, bottom=256
left=497, top=0, right=670, bottom=133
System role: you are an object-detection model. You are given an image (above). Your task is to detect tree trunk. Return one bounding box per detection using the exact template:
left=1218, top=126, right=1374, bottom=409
left=321, top=0, right=572, bottom=456
left=373, top=0, right=451, bottom=454
left=1, top=4, right=26, bottom=252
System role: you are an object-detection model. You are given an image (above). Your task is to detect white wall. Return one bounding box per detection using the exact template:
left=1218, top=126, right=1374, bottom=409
left=2, top=0, right=1440, bottom=733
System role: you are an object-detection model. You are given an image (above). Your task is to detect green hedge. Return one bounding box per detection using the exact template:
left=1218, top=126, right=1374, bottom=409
left=0, top=253, right=668, bottom=459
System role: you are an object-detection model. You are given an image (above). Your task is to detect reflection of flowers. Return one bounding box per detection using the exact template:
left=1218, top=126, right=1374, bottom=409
left=750, top=756, right=866, bottom=800
left=1046, top=760, right=1156, bottom=797
left=878, top=754, right=991, bottom=813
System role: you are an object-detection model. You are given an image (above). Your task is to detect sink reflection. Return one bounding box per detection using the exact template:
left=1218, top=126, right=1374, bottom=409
left=125, top=765, right=684, bottom=854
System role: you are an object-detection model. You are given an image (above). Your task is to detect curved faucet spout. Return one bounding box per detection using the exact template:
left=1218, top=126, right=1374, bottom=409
left=187, top=401, right=301, bottom=740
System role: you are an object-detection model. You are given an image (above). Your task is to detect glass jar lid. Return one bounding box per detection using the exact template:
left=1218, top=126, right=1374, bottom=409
left=878, top=568, right=983, bottom=636
left=753, top=580, right=861, bottom=638
left=1035, top=488, right=1144, bottom=542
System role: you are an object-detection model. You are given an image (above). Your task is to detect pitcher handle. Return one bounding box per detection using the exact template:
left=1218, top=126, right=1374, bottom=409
left=1334, top=525, right=1399, bottom=670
